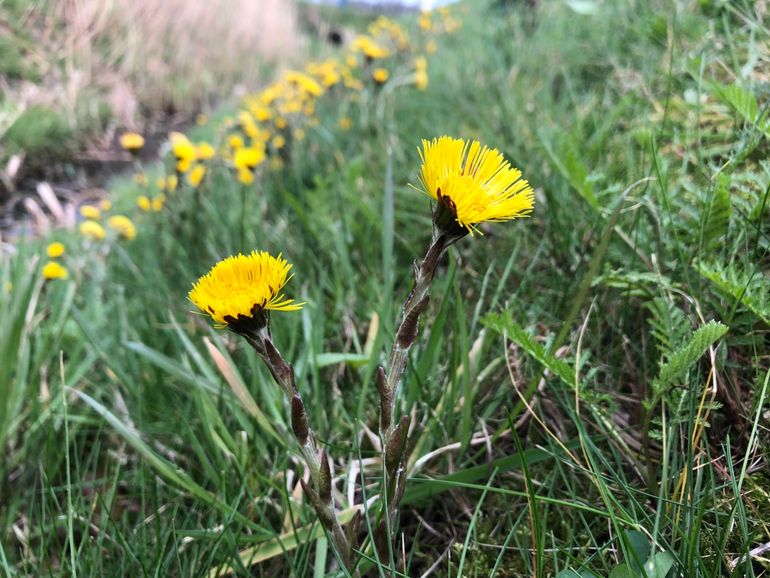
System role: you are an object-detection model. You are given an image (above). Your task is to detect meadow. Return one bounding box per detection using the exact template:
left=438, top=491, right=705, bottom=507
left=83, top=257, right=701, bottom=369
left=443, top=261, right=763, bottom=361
left=1, top=1, right=769, bottom=576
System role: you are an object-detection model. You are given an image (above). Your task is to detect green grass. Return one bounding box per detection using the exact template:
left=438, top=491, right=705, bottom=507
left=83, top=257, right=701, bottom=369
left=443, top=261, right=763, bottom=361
left=2, top=0, right=770, bottom=576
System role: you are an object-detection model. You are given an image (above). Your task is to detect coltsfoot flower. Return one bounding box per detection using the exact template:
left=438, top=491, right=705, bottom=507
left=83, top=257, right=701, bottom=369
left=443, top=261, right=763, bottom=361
left=120, top=132, right=145, bottom=152
left=79, top=205, right=101, bottom=220
left=189, top=251, right=302, bottom=335
left=80, top=220, right=106, bottom=240
left=46, top=242, right=65, bottom=258
left=42, top=261, right=68, bottom=280
left=107, top=215, right=137, bottom=240
left=416, top=136, right=534, bottom=236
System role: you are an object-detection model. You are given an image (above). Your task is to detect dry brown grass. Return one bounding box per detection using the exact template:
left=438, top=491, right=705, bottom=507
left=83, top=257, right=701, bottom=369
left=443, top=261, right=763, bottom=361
left=12, top=0, right=300, bottom=129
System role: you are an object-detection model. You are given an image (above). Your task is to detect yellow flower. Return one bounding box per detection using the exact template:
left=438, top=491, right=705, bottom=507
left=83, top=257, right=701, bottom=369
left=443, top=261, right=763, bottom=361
left=176, top=157, right=193, bottom=174
left=234, top=147, right=265, bottom=171
left=137, top=195, right=152, bottom=212
left=415, top=70, right=428, bottom=91
left=196, top=142, right=215, bottom=160
left=353, top=36, right=389, bottom=60
left=152, top=195, right=165, bottom=212
left=189, top=251, right=302, bottom=333
left=272, top=135, right=286, bottom=150
left=107, top=215, right=136, bottom=240
left=166, top=175, right=178, bottom=192
left=229, top=134, right=245, bottom=149
left=42, top=261, right=68, bottom=280
left=373, top=68, right=389, bottom=84
left=187, top=164, right=206, bottom=188
left=339, top=117, right=352, bottom=131
left=416, top=136, right=534, bottom=235
left=79, top=205, right=101, bottom=220
left=79, top=220, right=106, bottom=240
left=100, top=199, right=112, bottom=211
left=275, top=117, right=288, bottom=130
left=47, top=242, right=65, bottom=258
left=120, top=132, right=145, bottom=152
left=170, top=132, right=196, bottom=162
left=419, top=12, right=432, bottom=31
left=426, top=40, right=437, bottom=54
left=238, top=168, right=255, bottom=185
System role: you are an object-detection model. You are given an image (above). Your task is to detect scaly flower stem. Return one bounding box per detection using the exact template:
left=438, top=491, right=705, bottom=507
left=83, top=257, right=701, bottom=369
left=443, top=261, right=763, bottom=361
left=245, top=330, right=355, bottom=574
left=373, top=230, right=462, bottom=565
left=380, top=232, right=457, bottom=444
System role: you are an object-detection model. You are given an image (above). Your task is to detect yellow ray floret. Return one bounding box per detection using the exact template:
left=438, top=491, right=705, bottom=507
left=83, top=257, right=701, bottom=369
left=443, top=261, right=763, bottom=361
left=417, top=136, right=534, bottom=234
left=189, top=251, right=302, bottom=328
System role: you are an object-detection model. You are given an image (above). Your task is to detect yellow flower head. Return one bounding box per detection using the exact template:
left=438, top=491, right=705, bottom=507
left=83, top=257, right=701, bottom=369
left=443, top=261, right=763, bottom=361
left=196, top=142, right=215, bottom=161
left=107, top=215, right=137, bottom=240
left=238, top=168, right=255, bottom=185
left=272, top=135, right=286, bottom=150
left=415, top=70, right=429, bottom=91
left=79, top=205, right=101, bottom=220
left=234, top=147, right=265, bottom=171
left=339, top=117, right=352, bottom=131
left=120, top=132, right=145, bottom=152
left=373, top=68, right=390, bottom=84
left=42, top=261, right=69, bottom=280
left=166, top=175, right=178, bottom=192
left=416, top=136, right=534, bottom=235
left=100, top=199, right=112, bottom=211
left=79, top=220, right=106, bottom=240
left=152, top=195, right=165, bottom=212
left=189, top=251, right=302, bottom=333
left=137, top=195, right=152, bottom=212
left=170, top=132, right=196, bottom=161
left=229, top=134, right=245, bottom=150
left=187, top=164, right=206, bottom=188
left=47, top=242, right=65, bottom=258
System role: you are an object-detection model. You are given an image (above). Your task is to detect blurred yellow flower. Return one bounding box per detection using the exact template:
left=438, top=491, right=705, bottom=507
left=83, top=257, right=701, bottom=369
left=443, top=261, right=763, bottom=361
left=42, top=261, right=68, bottom=280
left=137, top=195, right=152, bottom=212
left=100, top=199, right=112, bottom=211
left=229, top=134, right=245, bottom=149
left=427, top=40, right=437, bottom=54
left=80, top=220, right=106, bottom=240
left=294, top=129, right=305, bottom=142
left=107, top=215, right=137, bottom=240
left=234, top=147, right=265, bottom=171
left=238, top=168, right=255, bottom=185
left=120, top=132, right=145, bottom=152
left=417, top=136, right=534, bottom=235
left=152, top=195, right=165, bottom=212
left=275, top=117, right=288, bottom=130
left=171, top=132, right=197, bottom=163
left=339, top=117, right=352, bottom=130
left=272, top=135, right=286, bottom=150
left=196, top=114, right=207, bottom=126
left=353, top=36, right=389, bottom=60
left=187, top=164, right=206, bottom=188
left=189, top=251, right=302, bottom=332
left=134, top=173, right=149, bottom=186
left=47, top=242, right=65, bottom=258
left=415, top=70, right=429, bottom=91
left=166, top=175, right=178, bottom=192
left=373, top=68, right=390, bottom=84
left=196, top=142, right=215, bottom=160
left=79, top=205, right=101, bottom=220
